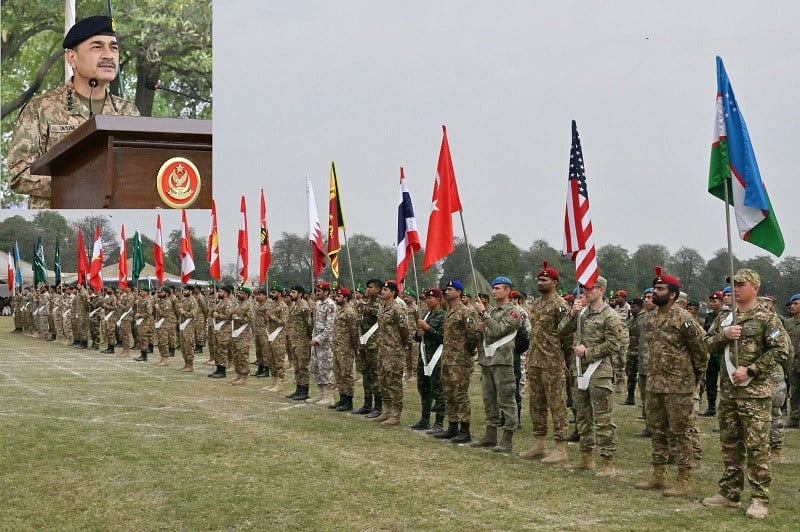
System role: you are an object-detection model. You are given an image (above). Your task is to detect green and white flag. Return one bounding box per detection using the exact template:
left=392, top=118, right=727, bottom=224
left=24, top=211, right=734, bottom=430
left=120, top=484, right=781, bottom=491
left=54, top=239, right=62, bottom=287
left=33, top=236, right=47, bottom=286
left=132, top=230, right=145, bottom=284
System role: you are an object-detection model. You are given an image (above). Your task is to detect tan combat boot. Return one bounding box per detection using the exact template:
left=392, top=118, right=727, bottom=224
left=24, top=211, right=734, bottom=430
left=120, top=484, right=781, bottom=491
left=231, top=374, right=248, bottom=386
left=318, top=385, right=334, bottom=406
left=635, top=464, right=667, bottom=490
left=204, top=358, right=215, bottom=366
left=770, top=447, right=782, bottom=463
left=261, top=376, right=278, bottom=392
left=268, top=378, right=284, bottom=392
left=518, top=435, right=548, bottom=460
left=595, top=456, right=616, bottom=478
left=470, top=426, right=498, bottom=448
left=492, top=430, right=514, bottom=453
left=663, top=467, right=691, bottom=497
left=306, top=385, right=325, bottom=403
left=156, top=356, right=170, bottom=367
left=381, top=411, right=402, bottom=426
left=746, top=498, right=768, bottom=519
left=541, top=442, right=568, bottom=464
left=565, top=450, right=596, bottom=471
left=373, top=406, right=392, bottom=422
left=178, top=363, right=193, bottom=372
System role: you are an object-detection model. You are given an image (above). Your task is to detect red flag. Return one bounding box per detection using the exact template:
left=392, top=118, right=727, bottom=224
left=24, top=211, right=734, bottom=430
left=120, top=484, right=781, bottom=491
left=327, top=162, right=345, bottom=278
left=154, top=214, right=164, bottom=285
left=180, top=210, right=195, bottom=284
left=563, top=120, right=599, bottom=289
left=397, top=167, right=421, bottom=285
left=118, top=225, right=128, bottom=288
left=306, top=174, right=326, bottom=278
left=259, top=190, right=271, bottom=284
left=88, top=226, right=103, bottom=291
left=237, top=195, right=249, bottom=284
left=207, top=199, right=221, bottom=281
left=76, top=227, right=89, bottom=285
left=7, top=251, right=14, bottom=292
left=423, top=125, right=463, bottom=271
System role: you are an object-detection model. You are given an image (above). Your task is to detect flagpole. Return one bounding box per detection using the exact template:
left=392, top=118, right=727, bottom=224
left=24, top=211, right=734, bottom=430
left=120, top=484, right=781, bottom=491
left=457, top=211, right=480, bottom=298
left=723, top=181, right=739, bottom=366
left=410, top=251, right=421, bottom=306
left=342, top=228, right=356, bottom=291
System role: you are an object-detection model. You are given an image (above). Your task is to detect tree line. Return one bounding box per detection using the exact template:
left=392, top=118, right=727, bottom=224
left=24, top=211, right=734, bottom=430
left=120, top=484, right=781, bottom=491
left=4, top=213, right=798, bottom=307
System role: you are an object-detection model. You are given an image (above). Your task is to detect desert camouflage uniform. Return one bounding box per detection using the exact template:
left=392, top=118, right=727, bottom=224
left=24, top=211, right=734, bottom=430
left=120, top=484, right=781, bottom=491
left=155, top=294, right=177, bottom=357
left=62, top=291, right=75, bottom=343
left=705, top=306, right=791, bottom=504
left=333, top=301, right=359, bottom=396
left=194, top=290, right=208, bottom=349
left=176, top=293, right=197, bottom=364
left=613, top=302, right=631, bottom=386
left=6, top=80, right=139, bottom=208
left=211, top=296, right=234, bottom=367
left=377, top=297, right=410, bottom=416
left=52, top=291, right=65, bottom=341
left=636, top=309, right=653, bottom=422
left=231, top=296, right=253, bottom=377
left=442, top=300, right=481, bottom=423
left=644, top=305, right=708, bottom=469
left=359, top=296, right=382, bottom=399
left=101, top=292, right=117, bottom=346
left=558, top=303, right=623, bottom=457
left=22, top=289, right=34, bottom=334
left=134, top=293, right=154, bottom=354
left=287, top=298, right=312, bottom=386
left=478, top=302, right=521, bottom=431
left=265, top=298, right=288, bottom=378
left=252, top=298, right=270, bottom=368
left=311, top=296, right=337, bottom=386
left=527, top=292, right=570, bottom=441
left=72, top=286, right=89, bottom=344
left=116, top=290, right=135, bottom=350
left=35, top=290, right=50, bottom=338
left=88, top=291, right=103, bottom=348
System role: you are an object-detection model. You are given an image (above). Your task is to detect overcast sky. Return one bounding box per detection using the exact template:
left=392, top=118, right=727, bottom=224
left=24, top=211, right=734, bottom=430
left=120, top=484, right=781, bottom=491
left=3, top=1, right=798, bottom=279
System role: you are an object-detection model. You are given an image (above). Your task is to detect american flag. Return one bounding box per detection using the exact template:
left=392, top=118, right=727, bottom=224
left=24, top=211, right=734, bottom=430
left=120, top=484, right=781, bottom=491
left=563, top=120, right=599, bottom=289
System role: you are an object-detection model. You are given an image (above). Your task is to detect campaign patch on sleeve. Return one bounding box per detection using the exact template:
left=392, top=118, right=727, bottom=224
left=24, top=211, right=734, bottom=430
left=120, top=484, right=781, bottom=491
left=510, top=311, right=519, bottom=320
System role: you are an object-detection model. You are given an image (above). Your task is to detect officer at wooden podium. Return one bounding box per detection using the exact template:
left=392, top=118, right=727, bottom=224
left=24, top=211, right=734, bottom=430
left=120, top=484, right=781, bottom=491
left=6, top=15, right=139, bottom=208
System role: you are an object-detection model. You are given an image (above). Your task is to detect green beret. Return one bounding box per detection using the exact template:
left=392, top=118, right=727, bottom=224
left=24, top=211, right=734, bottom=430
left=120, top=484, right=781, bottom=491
left=161, top=286, right=172, bottom=293
left=63, top=16, right=116, bottom=49
left=240, top=287, right=252, bottom=296
left=403, top=288, right=417, bottom=297
left=222, top=284, right=234, bottom=294
left=271, top=281, right=284, bottom=292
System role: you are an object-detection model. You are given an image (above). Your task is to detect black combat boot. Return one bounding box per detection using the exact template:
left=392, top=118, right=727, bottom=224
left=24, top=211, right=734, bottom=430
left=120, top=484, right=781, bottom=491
left=101, top=344, right=115, bottom=354
left=451, top=422, right=471, bottom=444
left=292, top=385, right=309, bottom=401
left=148, top=343, right=154, bottom=353
left=285, top=385, right=301, bottom=399
left=364, top=396, right=382, bottom=417
left=208, top=365, right=226, bottom=378
left=328, top=395, right=343, bottom=409
left=168, top=347, right=176, bottom=357
left=352, top=395, right=373, bottom=415
left=426, top=412, right=445, bottom=435
left=77, top=340, right=88, bottom=349
left=409, top=411, right=431, bottom=430
left=194, top=344, right=203, bottom=353
left=336, top=395, right=354, bottom=412
left=252, top=364, right=267, bottom=377
left=133, top=350, right=148, bottom=362
left=435, top=421, right=459, bottom=439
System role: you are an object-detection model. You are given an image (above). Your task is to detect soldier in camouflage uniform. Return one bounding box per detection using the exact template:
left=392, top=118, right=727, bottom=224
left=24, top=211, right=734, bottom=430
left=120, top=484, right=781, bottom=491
left=635, top=267, right=708, bottom=497
left=11, top=290, right=24, bottom=333
left=367, top=281, right=410, bottom=426
left=263, top=284, right=289, bottom=392
left=472, top=276, right=521, bottom=453
left=51, top=287, right=65, bottom=342
left=193, top=286, right=208, bottom=353
left=518, top=263, right=570, bottom=462
left=435, top=280, right=481, bottom=443
left=170, top=287, right=197, bottom=369
left=116, top=285, right=135, bottom=357
left=209, top=285, right=234, bottom=379
left=21, top=287, right=35, bottom=336
left=133, top=287, right=155, bottom=364
left=410, top=288, right=446, bottom=431
left=354, top=279, right=383, bottom=415
left=308, top=282, right=337, bottom=404
left=251, top=288, right=271, bottom=378
left=700, top=291, right=726, bottom=417
left=329, top=287, right=360, bottom=411
left=633, top=288, right=656, bottom=437
left=621, top=297, right=643, bottom=406
left=62, top=286, right=75, bottom=345
left=784, top=294, right=800, bottom=429
left=35, top=285, right=51, bottom=339
left=284, top=286, right=313, bottom=400
left=88, top=287, right=104, bottom=349
left=230, top=288, right=253, bottom=385
left=702, top=269, right=791, bottom=519
left=402, top=288, right=420, bottom=381
left=761, top=297, right=792, bottom=462
left=72, top=284, right=89, bottom=349
left=558, top=276, right=622, bottom=478
left=154, top=287, right=178, bottom=364
left=5, top=16, right=139, bottom=208
left=612, top=290, right=631, bottom=393
left=100, top=286, right=117, bottom=353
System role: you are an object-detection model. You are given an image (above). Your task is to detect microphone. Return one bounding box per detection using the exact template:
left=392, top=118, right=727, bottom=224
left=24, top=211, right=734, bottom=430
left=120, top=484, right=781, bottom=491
left=145, top=80, right=212, bottom=104
left=88, top=78, right=99, bottom=117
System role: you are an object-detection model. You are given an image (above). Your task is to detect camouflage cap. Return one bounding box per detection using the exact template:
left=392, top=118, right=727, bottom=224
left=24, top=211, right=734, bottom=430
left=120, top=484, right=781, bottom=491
left=63, top=16, right=116, bottom=49
left=594, top=276, right=608, bottom=289
left=727, top=268, right=761, bottom=286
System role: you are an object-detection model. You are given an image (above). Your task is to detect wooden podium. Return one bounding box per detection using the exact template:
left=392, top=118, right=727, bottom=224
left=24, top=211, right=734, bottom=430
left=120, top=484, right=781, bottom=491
left=30, top=115, right=212, bottom=209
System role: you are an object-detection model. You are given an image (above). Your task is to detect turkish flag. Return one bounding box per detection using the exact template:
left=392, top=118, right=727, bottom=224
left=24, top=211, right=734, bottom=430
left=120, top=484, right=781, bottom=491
left=423, top=125, right=463, bottom=271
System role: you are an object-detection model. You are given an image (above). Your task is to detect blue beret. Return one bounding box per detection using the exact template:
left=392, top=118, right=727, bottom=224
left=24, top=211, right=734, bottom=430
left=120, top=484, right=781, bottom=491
left=722, top=286, right=732, bottom=294
left=446, top=280, right=464, bottom=292
left=643, top=287, right=654, bottom=294
left=491, top=276, right=513, bottom=287
left=63, top=16, right=116, bottom=49
left=791, top=294, right=800, bottom=303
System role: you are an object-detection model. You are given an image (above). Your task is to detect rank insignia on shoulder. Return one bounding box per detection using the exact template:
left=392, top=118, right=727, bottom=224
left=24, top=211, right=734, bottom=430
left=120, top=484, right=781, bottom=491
left=769, top=329, right=781, bottom=339
left=684, top=322, right=693, bottom=329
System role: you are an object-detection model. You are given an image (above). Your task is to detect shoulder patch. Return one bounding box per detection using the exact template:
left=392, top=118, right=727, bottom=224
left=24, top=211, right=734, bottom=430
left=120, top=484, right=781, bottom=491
left=684, top=321, right=693, bottom=329
left=510, top=311, right=519, bottom=320
left=769, top=329, right=781, bottom=340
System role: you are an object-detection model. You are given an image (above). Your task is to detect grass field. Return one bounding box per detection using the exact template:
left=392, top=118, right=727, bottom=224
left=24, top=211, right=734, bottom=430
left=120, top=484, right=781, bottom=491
left=2, top=317, right=799, bottom=531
